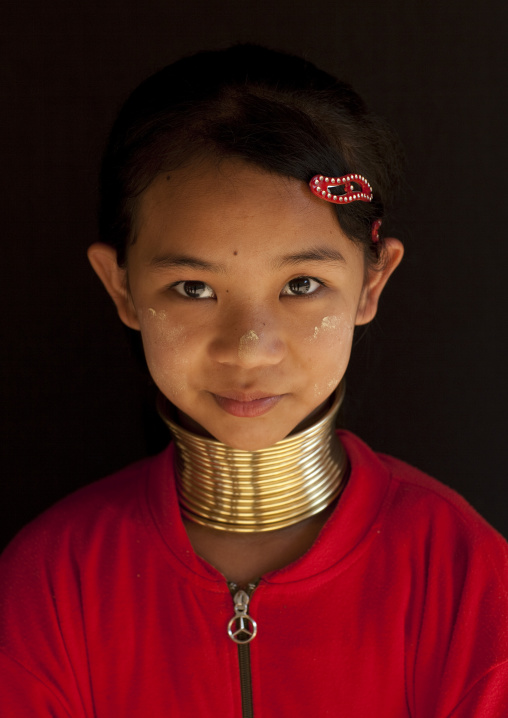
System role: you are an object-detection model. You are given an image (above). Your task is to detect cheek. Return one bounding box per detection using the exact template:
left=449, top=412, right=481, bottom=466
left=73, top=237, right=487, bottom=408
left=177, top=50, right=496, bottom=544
left=137, top=308, right=189, bottom=396
left=304, top=312, right=356, bottom=398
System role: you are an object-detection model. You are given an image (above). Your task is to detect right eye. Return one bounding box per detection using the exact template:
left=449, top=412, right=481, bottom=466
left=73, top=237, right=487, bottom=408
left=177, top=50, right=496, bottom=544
left=172, top=281, right=215, bottom=299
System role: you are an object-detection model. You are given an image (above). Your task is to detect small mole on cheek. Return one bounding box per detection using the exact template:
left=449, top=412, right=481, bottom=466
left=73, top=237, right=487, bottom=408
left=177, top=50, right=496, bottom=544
left=233, top=250, right=238, bottom=256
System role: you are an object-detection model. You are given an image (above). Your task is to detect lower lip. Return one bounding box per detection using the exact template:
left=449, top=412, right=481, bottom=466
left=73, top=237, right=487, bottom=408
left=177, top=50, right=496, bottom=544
left=212, top=394, right=284, bottom=418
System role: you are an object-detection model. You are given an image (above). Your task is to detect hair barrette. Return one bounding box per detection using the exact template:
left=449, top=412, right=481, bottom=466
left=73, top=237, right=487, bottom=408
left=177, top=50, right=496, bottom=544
left=371, top=219, right=382, bottom=244
left=309, top=174, right=373, bottom=204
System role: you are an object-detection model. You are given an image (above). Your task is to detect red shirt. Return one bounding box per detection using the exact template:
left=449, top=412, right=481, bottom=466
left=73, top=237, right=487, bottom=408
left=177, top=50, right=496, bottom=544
left=1, top=431, right=508, bottom=716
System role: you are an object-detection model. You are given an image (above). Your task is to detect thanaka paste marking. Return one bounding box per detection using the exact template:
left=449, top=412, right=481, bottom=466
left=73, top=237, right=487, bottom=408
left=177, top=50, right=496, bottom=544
left=238, top=330, right=260, bottom=359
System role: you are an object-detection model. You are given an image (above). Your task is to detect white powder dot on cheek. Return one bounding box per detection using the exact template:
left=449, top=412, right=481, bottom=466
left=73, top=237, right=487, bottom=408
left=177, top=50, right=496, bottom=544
left=313, top=375, right=343, bottom=398
left=137, top=309, right=191, bottom=399
left=307, top=314, right=342, bottom=342
left=140, top=308, right=185, bottom=348
left=145, top=307, right=167, bottom=321
left=321, top=315, right=339, bottom=331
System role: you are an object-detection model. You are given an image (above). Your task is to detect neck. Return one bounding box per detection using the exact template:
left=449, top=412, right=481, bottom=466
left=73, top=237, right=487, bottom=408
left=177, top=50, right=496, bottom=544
left=158, top=385, right=348, bottom=533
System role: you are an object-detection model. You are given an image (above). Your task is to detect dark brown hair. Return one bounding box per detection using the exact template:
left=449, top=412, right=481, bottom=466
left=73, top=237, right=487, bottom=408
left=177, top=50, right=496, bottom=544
left=99, top=44, right=403, bottom=267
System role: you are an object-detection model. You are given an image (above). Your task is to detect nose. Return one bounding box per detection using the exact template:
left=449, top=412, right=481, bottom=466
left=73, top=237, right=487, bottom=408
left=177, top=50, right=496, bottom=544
left=208, top=305, right=286, bottom=368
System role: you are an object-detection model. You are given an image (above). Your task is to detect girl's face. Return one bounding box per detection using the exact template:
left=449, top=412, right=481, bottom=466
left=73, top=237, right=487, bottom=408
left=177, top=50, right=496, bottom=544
left=90, top=159, right=401, bottom=451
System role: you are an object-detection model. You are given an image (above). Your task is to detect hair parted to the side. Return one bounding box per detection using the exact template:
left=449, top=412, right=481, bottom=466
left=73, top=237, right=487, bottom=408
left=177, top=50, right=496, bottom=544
left=99, top=44, right=404, bottom=267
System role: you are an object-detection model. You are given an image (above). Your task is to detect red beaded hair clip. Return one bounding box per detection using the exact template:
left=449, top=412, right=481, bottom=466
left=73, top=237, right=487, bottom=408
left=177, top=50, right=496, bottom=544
left=309, top=173, right=381, bottom=243
left=309, top=174, right=373, bottom=204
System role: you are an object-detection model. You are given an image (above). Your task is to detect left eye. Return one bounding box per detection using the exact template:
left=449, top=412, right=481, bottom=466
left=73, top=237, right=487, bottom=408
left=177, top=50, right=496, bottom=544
left=281, top=277, right=323, bottom=296
left=172, top=281, right=215, bottom=299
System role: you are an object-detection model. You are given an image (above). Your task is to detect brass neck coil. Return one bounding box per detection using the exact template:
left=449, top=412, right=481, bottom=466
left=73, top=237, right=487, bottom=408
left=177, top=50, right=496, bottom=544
left=158, top=385, right=348, bottom=533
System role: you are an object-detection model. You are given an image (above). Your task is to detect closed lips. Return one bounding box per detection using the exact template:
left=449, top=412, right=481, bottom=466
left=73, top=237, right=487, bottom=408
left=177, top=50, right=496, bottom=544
left=212, top=393, right=284, bottom=417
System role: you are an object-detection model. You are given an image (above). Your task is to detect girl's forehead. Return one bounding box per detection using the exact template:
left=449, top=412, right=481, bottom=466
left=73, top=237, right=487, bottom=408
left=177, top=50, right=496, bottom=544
left=139, top=159, right=310, bottom=218
left=134, top=159, right=354, bottom=257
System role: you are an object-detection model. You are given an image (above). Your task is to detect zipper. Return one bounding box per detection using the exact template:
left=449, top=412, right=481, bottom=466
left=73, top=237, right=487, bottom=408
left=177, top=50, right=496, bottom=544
left=228, top=581, right=258, bottom=718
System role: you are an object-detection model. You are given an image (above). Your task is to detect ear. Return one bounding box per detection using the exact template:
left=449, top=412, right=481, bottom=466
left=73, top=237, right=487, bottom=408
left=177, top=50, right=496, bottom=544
left=355, top=238, right=404, bottom=326
left=87, top=243, right=141, bottom=330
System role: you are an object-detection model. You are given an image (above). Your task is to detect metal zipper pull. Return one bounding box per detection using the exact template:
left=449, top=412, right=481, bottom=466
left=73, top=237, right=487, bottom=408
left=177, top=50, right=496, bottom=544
left=228, top=582, right=258, bottom=644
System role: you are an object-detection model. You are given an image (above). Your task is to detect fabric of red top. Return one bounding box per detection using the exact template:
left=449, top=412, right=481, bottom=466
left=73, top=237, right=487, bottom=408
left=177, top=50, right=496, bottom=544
left=1, top=431, right=508, bottom=717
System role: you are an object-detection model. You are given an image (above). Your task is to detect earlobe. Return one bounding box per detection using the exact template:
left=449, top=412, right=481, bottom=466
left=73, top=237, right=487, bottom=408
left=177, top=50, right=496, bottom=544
left=87, top=243, right=141, bottom=330
left=355, top=238, right=404, bottom=326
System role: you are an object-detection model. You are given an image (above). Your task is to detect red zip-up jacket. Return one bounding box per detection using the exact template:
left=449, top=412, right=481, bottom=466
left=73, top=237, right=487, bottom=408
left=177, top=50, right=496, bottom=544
left=1, top=431, right=508, bottom=716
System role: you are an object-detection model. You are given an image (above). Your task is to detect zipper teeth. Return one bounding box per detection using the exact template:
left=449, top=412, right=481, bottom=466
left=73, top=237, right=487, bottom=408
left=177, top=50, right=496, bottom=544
left=238, top=644, right=254, bottom=718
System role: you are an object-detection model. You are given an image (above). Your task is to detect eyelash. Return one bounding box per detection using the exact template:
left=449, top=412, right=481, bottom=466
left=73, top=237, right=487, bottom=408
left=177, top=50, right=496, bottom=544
left=281, top=276, right=325, bottom=297
left=171, top=281, right=216, bottom=300
left=170, top=276, right=326, bottom=300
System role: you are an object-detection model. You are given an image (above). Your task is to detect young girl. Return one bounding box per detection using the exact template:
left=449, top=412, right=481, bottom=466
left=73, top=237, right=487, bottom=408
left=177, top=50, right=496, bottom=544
left=1, top=44, right=507, bottom=717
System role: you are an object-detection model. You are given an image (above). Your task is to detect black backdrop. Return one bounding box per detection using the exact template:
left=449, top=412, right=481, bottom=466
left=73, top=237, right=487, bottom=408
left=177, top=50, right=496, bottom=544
left=1, top=0, right=507, bottom=550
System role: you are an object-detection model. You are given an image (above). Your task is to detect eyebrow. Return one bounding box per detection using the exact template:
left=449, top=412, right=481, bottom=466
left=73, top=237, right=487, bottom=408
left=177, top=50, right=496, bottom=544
left=149, top=254, right=226, bottom=272
left=273, top=246, right=346, bottom=269
left=148, top=246, right=346, bottom=272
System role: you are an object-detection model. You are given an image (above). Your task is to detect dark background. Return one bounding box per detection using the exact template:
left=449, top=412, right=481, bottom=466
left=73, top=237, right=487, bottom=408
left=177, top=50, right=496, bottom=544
left=1, top=0, right=507, bottom=550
